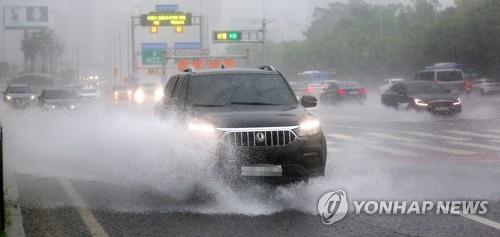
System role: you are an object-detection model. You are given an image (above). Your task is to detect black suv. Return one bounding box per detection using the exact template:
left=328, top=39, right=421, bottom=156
left=155, top=66, right=327, bottom=181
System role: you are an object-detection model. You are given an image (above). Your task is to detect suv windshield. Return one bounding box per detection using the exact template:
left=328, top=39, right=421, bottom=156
left=406, top=83, right=447, bottom=95
left=188, top=74, right=297, bottom=106
left=6, top=86, right=32, bottom=94
left=42, top=90, right=75, bottom=99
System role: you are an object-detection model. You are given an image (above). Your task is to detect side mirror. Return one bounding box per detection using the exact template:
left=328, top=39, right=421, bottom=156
left=301, top=95, right=318, bottom=108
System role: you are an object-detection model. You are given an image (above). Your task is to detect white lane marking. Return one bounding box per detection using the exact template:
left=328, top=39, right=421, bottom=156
left=446, top=141, right=500, bottom=152
left=445, top=130, right=500, bottom=140
left=461, top=214, right=500, bottom=230
left=366, top=132, right=418, bottom=142
left=327, top=146, right=341, bottom=152
left=326, top=133, right=354, bottom=141
left=363, top=143, right=419, bottom=156
left=403, top=131, right=469, bottom=141
left=59, top=179, right=109, bottom=237
left=486, top=129, right=500, bottom=134
left=397, top=142, right=476, bottom=156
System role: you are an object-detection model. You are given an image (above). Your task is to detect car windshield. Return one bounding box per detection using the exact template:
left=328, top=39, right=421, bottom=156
left=188, top=74, right=297, bottom=106
left=6, top=86, right=32, bottom=94
left=406, top=83, right=447, bottom=94
left=42, top=90, right=75, bottom=99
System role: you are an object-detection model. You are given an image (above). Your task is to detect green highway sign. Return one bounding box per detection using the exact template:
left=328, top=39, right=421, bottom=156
left=141, top=43, right=166, bottom=65
left=213, top=31, right=242, bottom=43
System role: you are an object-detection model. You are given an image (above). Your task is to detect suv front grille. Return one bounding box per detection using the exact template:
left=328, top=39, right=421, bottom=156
left=219, top=127, right=299, bottom=147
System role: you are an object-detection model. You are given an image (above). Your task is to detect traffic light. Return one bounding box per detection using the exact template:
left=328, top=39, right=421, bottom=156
left=150, top=26, right=158, bottom=34
left=213, top=31, right=242, bottom=42
left=175, top=26, right=183, bottom=34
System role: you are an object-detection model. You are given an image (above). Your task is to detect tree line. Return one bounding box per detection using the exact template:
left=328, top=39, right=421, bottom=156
left=237, top=0, right=500, bottom=81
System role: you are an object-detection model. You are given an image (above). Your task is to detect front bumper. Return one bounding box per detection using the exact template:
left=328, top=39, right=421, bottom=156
left=216, top=132, right=327, bottom=180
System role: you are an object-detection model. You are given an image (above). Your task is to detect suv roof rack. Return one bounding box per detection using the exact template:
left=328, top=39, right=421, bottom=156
left=183, top=67, right=195, bottom=73
left=258, top=65, right=277, bottom=71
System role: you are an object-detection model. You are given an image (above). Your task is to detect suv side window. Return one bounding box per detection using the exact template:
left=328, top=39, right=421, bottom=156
left=436, top=71, right=463, bottom=82
left=171, top=76, right=185, bottom=99
left=415, top=71, right=435, bottom=81
left=164, top=76, right=179, bottom=98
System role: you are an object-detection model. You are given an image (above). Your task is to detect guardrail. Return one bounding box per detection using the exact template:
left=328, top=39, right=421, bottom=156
left=0, top=125, right=4, bottom=231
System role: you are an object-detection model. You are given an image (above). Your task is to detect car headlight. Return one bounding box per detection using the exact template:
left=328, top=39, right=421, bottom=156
left=70, top=105, right=76, bottom=109
left=296, top=118, right=321, bottom=137
left=188, top=121, right=216, bottom=134
left=5, top=95, right=12, bottom=100
left=155, top=87, right=163, bottom=101
left=414, top=98, right=428, bottom=107
left=30, top=95, right=36, bottom=100
left=134, top=89, right=145, bottom=103
left=453, top=98, right=461, bottom=106
left=114, top=91, right=119, bottom=97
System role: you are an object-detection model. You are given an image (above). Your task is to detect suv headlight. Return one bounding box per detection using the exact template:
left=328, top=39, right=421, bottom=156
left=414, top=98, right=428, bottom=107
left=5, top=95, right=12, bottom=100
left=188, top=121, right=216, bottom=134
left=453, top=98, right=461, bottom=106
left=296, top=118, right=321, bottom=137
left=155, top=87, right=163, bottom=101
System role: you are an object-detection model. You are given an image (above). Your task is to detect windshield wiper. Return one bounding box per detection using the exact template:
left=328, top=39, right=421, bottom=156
left=192, top=104, right=225, bottom=107
left=230, top=102, right=281, bottom=106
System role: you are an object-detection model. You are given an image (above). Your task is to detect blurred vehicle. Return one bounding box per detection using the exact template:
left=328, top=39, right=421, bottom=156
left=381, top=81, right=462, bottom=114
left=112, top=85, right=133, bottom=103
left=155, top=66, right=327, bottom=182
left=378, top=78, right=405, bottom=94
left=319, top=81, right=367, bottom=105
left=471, top=78, right=500, bottom=95
left=415, top=63, right=481, bottom=94
left=3, top=84, right=37, bottom=108
left=9, top=73, right=56, bottom=95
left=133, top=82, right=163, bottom=104
left=38, top=89, right=80, bottom=110
left=78, top=87, right=100, bottom=100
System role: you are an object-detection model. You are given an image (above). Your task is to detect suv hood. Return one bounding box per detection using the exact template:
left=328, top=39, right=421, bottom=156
left=189, top=105, right=309, bottom=128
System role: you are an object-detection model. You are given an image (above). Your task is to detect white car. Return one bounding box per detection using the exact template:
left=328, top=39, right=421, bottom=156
left=378, top=78, right=405, bottom=94
left=78, top=88, right=100, bottom=100
left=471, top=78, right=500, bottom=95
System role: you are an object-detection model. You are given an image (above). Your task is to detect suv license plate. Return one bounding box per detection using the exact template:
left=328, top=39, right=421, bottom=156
left=435, top=107, right=449, bottom=111
left=241, top=165, right=283, bottom=177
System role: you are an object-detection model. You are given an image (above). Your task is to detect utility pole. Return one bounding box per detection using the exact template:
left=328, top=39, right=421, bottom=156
left=262, top=0, right=267, bottom=65
left=131, top=15, right=139, bottom=85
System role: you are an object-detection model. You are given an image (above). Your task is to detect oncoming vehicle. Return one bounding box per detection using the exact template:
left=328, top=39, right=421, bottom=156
left=155, top=66, right=327, bottom=182
left=381, top=81, right=462, bottom=115
left=112, top=85, right=133, bottom=103
left=78, top=87, right=100, bottom=100
left=320, top=81, right=367, bottom=105
left=133, top=82, right=163, bottom=104
left=9, top=73, right=55, bottom=94
left=3, top=84, right=37, bottom=108
left=38, top=89, right=80, bottom=110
